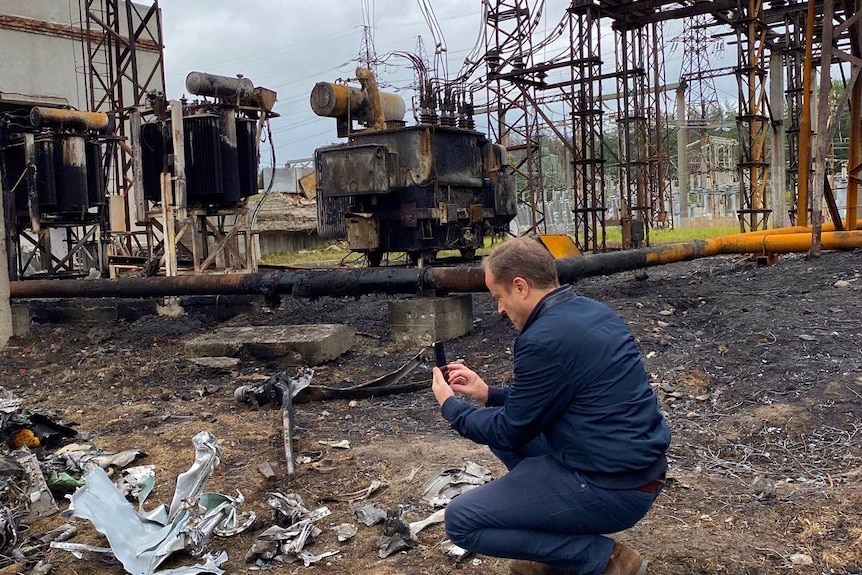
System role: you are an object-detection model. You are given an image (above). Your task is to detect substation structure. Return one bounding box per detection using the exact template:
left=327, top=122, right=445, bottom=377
left=1, top=0, right=277, bottom=280
left=85, top=1, right=278, bottom=278
left=5, top=0, right=862, bottom=288
left=481, top=0, right=862, bottom=252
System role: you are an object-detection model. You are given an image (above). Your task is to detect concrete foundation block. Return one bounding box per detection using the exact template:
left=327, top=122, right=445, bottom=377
left=389, top=294, right=473, bottom=347
left=184, top=324, right=354, bottom=366
left=10, top=304, right=31, bottom=338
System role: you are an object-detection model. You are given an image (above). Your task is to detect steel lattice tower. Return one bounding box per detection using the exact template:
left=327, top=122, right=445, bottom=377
left=83, top=0, right=165, bottom=238
left=484, top=0, right=546, bottom=235
left=735, top=0, right=771, bottom=231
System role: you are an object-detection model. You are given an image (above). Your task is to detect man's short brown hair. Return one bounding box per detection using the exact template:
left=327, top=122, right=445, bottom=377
left=482, top=237, right=560, bottom=290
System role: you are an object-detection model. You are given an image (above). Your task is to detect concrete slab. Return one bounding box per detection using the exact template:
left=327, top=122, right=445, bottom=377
left=10, top=303, right=31, bottom=338
left=184, top=324, right=354, bottom=366
left=389, top=295, right=473, bottom=347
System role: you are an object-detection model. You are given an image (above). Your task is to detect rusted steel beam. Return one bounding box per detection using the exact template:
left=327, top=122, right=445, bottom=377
left=0, top=13, right=160, bottom=52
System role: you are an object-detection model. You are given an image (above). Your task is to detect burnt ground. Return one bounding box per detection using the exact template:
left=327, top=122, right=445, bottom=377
left=1, top=249, right=861, bottom=575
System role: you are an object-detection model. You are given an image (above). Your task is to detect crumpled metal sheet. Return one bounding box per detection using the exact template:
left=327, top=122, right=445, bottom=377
left=66, top=431, right=234, bottom=575
left=421, top=461, right=493, bottom=507
left=355, top=503, right=387, bottom=526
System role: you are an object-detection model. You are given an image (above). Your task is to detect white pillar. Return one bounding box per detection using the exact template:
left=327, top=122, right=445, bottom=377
left=0, top=190, right=13, bottom=350
left=769, top=51, right=789, bottom=228
left=676, top=84, right=689, bottom=224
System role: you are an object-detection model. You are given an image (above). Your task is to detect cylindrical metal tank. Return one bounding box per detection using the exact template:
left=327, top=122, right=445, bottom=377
left=236, top=118, right=258, bottom=198
left=140, top=122, right=170, bottom=202
left=186, top=72, right=255, bottom=100
left=30, top=107, right=110, bottom=131
left=184, top=114, right=225, bottom=204
left=86, top=141, right=105, bottom=207
left=310, top=82, right=406, bottom=123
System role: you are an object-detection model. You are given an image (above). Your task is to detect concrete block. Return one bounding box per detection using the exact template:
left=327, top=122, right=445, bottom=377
left=389, top=294, right=473, bottom=347
left=184, top=324, right=353, bottom=366
left=10, top=303, right=31, bottom=338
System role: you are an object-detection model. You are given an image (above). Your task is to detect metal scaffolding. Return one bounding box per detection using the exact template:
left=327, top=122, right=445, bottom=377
left=478, top=0, right=861, bottom=252
left=646, top=21, right=674, bottom=233
left=82, top=0, right=165, bottom=271
left=613, top=21, right=650, bottom=248
left=484, top=0, right=546, bottom=236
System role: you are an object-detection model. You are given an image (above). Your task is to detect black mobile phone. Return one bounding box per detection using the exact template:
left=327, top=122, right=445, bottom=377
left=432, top=341, right=449, bottom=382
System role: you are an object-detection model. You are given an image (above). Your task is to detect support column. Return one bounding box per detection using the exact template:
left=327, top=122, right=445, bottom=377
left=0, top=173, right=12, bottom=350
left=389, top=295, right=473, bottom=347
left=676, top=84, right=689, bottom=223
left=770, top=51, right=789, bottom=228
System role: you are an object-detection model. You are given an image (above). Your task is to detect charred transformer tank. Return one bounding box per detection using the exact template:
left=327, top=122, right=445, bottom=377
left=138, top=72, right=274, bottom=207
left=0, top=105, right=110, bottom=227
left=311, top=70, right=516, bottom=265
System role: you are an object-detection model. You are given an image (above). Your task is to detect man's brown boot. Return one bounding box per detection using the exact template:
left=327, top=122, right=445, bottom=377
left=602, top=542, right=648, bottom=575
left=509, top=559, right=566, bottom=575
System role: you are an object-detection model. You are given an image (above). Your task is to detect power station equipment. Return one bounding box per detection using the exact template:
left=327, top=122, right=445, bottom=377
left=311, top=69, right=517, bottom=266
left=121, top=72, right=277, bottom=277
left=0, top=95, right=113, bottom=279
left=138, top=72, right=275, bottom=208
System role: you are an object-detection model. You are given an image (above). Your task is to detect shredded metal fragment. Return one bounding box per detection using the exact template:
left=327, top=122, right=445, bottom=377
left=421, top=461, right=494, bottom=507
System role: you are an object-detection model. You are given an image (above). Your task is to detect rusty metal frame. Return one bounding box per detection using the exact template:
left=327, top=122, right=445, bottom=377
left=569, top=3, right=607, bottom=253
left=735, top=0, right=771, bottom=232
left=16, top=224, right=103, bottom=278
left=646, top=21, right=673, bottom=232
left=484, top=0, right=546, bottom=236
left=613, top=22, right=650, bottom=248
left=84, top=0, right=165, bottom=257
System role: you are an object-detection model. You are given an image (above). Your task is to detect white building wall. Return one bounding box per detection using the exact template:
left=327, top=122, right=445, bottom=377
left=0, top=0, right=163, bottom=110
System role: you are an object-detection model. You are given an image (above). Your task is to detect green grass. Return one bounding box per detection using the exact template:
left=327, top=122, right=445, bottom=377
left=590, top=221, right=741, bottom=249
left=260, top=236, right=499, bottom=266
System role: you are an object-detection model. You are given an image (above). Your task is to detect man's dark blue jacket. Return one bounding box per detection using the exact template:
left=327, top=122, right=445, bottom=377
left=441, top=285, right=671, bottom=489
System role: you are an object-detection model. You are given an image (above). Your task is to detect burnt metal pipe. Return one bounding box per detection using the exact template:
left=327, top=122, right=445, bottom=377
left=10, top=231, right=862, bottom=300
left=30, top=107, right=110, bottom=131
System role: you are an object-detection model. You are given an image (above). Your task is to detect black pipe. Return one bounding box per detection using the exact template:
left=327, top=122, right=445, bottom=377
left=2, top=246, right=736, bottom=301
left=5, top=251, right=693, bottom=301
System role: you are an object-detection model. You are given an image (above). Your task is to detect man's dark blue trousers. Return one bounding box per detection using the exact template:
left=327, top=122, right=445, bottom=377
left=444, top=439, right=661, bottom=575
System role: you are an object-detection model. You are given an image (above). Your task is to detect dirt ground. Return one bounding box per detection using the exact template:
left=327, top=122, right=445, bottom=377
left=1, top=248, right=861, bottom=575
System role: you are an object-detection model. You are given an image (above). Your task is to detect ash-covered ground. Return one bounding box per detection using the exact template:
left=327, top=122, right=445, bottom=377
left=1, top=249, right=861, bottom=575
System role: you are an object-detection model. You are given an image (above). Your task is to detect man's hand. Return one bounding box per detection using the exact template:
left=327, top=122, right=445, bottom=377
left=446, top=363, right=489, bottom=404
left=432, top=366, right=454, bottom=406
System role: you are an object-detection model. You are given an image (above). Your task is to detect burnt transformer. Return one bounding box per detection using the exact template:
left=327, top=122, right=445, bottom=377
left=0, top=106, right=109, bottom=227
left=0, top=102, right=111, bottom=279
left=311, top=69, right=516, bottom=266
left=138, top=73, right=263, bottom=207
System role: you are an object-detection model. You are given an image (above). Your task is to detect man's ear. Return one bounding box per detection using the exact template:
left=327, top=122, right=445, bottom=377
left=512, top=276, right=529, bottom=296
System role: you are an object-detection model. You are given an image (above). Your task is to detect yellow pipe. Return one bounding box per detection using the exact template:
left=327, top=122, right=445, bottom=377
left=645, top=230, right=862, bottom=266
left=737, top=222, right=835, bottom=236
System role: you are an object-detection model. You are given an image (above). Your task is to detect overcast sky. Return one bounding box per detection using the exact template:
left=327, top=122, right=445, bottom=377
left=157, top=1, right=737, bottom=167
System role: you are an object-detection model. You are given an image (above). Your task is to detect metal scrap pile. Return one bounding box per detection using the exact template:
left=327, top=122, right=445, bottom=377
left=0, top=389, right=254, bottom=575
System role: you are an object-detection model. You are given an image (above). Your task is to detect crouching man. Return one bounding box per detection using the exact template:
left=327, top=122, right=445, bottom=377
left=430, top=237, right=671, bottom=575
